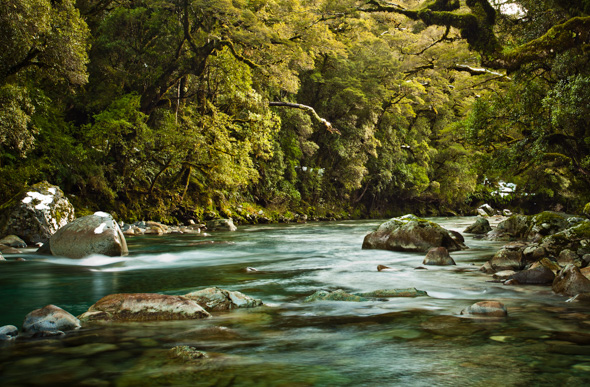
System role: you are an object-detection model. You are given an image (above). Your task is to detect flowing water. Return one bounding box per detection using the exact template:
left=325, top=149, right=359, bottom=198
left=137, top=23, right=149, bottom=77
left=2, top=217, right=590, bottom=386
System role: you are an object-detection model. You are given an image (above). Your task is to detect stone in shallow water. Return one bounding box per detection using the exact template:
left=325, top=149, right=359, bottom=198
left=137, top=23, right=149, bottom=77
left=356, top=288, right=428, bottom=298
left=552, top=264, right=590, bottom=296
left=184, top=287, right=262, bottom=312
left=423, top=247, right=456, bottom=266
left=304, top=289, right=367, bottom=302
left=22, top=304, right=81, bottom=333
left=460, top=301, right=508, bottom=318
left=0, top=324, right=18, bottom=340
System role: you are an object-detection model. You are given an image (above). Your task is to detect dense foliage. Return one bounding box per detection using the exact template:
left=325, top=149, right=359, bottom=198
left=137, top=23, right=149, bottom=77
left=1, top=0, right=588, bottom=222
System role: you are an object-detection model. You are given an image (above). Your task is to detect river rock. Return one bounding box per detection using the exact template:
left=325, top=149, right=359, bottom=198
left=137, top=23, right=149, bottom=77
left=511, top=264, right=555, bottom=285
left=487, top=246, right=524, bottom=272
left=460, top=301, right=508, bottom=317
left=423, top=247, right=456, bottom=266
left=0, top=244, right=22, bottom=254
left=356, top=288, right=428, bottom=298
left=541, top=220, right=590, bottom=256
left=0, top=325, right=18, bottom=340
left=464, top=217, right=492, bottom=234
left=49, top=212, right=128, bottom=258
left=477, top=204, right=495, bottom=217
left=78, top=293, right=211, bottom=322
left=552, top=264, right=590, bottom=296
left=206, top=219, right=237, bottom=232
left=184, top=287, right=262, bottom=312
left=304, top=289, right=368, bottom=302
left=558, top=249, right=582, bottom=267
left=0, top=182, right=75, bottom=244
left=22, top=304, right=81, bottom=333
left=0, top=235, right=27, bottom=248
left=487, top=214, right=530, bottom=241
left=0, top=252, right=4, bottom=261
left=362, top=214, right=464, bottom=252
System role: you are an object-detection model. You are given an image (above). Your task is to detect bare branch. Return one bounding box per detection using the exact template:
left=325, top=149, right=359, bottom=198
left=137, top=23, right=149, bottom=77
left=269, top=102, right=341, bottom=135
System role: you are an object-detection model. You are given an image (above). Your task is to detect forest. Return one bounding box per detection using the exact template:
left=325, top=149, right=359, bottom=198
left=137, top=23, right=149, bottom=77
left=1, top=0, right=589, bottom=223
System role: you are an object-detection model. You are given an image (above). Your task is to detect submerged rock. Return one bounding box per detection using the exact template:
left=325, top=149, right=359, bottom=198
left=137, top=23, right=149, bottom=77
left=50, top=212, right=128, bottom=258
left=0, top=325, right=18, bottom=340
left=305, top=289, right=367, bottom=302
left=0, top=182, right=75, bottom=244
left=362, top=214, right=464, bottom=252
left=184, top=287, right=262, bottom=312
left=423, top=247, right=456, bottom=266
left=356, top=288, right=428, bottom=298
left=460, top=301, right=508, bottom=318
left=22, top=304, right=80, bottom=333
left=464, top=217, right=492, bottom=234
left=305, top=288, right=428, bottom=302
left=78, top=293, right=211, bottom=322
left=169, top=345, right=208, bottom=362
left=552, top=264, right=590, bottom=297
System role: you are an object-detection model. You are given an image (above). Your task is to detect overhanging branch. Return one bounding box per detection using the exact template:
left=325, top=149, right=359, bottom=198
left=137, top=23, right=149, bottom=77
left=269, top=102, right=341, bottom=135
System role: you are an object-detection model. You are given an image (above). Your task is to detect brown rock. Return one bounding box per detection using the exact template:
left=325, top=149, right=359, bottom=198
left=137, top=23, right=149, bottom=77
left=553, top=264, right=590, bottom=296
left=511, top=265, right=555, bottom=285
left=423, top=247, right=456, bottom=266
left=488, top=247, right=524, bottom=272
left=78, top=293, right=211, bottom=322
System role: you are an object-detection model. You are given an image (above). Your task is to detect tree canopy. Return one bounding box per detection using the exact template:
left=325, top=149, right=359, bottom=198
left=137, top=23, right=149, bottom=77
left=0, top=0, right=588, bottom=221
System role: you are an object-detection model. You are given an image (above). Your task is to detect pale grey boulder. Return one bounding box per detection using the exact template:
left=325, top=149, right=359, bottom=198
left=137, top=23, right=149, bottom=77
left=22, top=305, right=80, bottom=333
left=50, top=212, right=128, bottom=258
left=206, top=219, right=237, bottom=232
left=0, top=182, right=75, bottom=244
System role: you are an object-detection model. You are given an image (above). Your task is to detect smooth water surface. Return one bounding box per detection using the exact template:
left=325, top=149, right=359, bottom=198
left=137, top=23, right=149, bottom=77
left=2, top=218, right=590, bottom=386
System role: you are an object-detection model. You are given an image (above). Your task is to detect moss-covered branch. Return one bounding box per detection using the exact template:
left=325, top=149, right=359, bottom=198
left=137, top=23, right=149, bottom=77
left=363, top=1, right=590, bottom=72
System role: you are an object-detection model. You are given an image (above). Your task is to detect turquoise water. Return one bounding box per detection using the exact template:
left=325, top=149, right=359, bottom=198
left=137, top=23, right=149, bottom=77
left=1, top=218, right=590, bottom=386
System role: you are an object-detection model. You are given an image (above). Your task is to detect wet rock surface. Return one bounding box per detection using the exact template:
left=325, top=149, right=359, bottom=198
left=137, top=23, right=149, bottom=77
left=184, top=287, right=263, bottom=312
left=460, top=301, right=508, bottom=318
left=552, top=264, right=590, bottom=296
left=423, top=247, right=456, bottom=266
left=464, top=217, right=492, bottom=234
left=50, top=212, right=128, bottom=258
left=362, top=214, right=465, bottom=252
left=22, top=305, right=81, bottom=333
left=78, top=293, right=211, bottom=322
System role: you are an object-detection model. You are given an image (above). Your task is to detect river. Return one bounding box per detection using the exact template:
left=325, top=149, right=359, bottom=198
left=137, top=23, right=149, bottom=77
left=1, top=217, right=590, bottom=386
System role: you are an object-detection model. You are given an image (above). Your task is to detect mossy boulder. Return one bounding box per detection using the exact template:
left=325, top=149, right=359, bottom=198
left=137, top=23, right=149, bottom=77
left=362, top=214, right=464, bottom=252
left=0, top=182, right=75, bottom=244
left=488, top=212, right=584, bottom=242
left=541, top=220, right=590, bottom=256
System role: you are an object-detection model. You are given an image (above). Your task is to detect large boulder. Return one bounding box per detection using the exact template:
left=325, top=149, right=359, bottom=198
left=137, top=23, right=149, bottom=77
left=477, top=204, right=495, bottom=217
left=49, top=212, right=128, bottom=258
left=0, top=182, right=75, bottom=244
left=362, top=214, right=464, bottom=252
left=488, top=212, right=584, bottom=242
left=487, top=214, right=530, bottom=241
left=464, top=217, right=492, bottom=234
left=541, top=220, right=590, bottom=257
left=78, top=293, right=211, bottom=323
left=552, top=264, right=590, bottom=296
left=22, top=304, right=80, bottom=333
left=184, top=287, right=262, bottom=312
left=423, top=247, right=456, bottom=266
